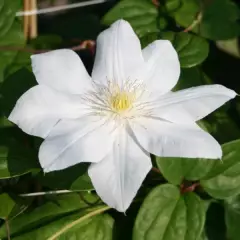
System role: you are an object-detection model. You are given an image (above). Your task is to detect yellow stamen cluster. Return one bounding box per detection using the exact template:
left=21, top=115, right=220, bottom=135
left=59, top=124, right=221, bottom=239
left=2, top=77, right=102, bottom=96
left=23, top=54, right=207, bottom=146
left=110, top=91, right=135, bottom=112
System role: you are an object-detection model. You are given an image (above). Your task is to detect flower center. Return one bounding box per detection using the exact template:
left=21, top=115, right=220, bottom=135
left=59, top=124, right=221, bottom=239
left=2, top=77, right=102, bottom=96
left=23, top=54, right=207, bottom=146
left=110, top=91, right=135, bottom=112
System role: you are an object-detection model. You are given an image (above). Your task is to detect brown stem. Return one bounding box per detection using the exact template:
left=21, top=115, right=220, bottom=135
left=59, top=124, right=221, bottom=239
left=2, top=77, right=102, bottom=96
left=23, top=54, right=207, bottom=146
left=71, top=40, right=96, bottom=54
left=0, top=40, right=96, bottom=54
left=152, top=0, right=159, bottom=7
left=181, top=182, right=200, bottom=194
left=152, top=167, right=161, bottom=174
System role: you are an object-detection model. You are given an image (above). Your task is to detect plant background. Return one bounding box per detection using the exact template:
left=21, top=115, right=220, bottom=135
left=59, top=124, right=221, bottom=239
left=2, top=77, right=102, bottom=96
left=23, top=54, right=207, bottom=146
left=0, top=0, right=240, bottom=239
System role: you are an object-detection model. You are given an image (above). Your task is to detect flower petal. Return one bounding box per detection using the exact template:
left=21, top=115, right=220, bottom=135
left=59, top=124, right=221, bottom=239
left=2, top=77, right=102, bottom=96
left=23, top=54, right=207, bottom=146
left=8, top=85, right=85, bottom=138
left=92, top=20, right=144, bottom=87
left=142, top=40, right=180, bottom=94
left=131, top=117, right=222, bottom=159
left=31, top=49, right=92, bottom=94
left=39, top=116, right=115, bottom=172
left=88, top=127, right=151, bottom=212
left=152, top=84, right=237, bottom=123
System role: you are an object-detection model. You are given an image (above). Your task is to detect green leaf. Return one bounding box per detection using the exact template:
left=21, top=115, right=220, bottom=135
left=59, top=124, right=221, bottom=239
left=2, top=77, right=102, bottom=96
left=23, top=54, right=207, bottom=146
left=140, top=32, right=209, bottom=68
left=0, top=142, right=40, bottom=179
left=174, top=67, right=211, bottom=91
left=162, top=32, right=209, bottom=68
left=0, top=194, right=112, bottom=240
left=156, top=157, right=215, bottom=185
left=0, top=21, right=25, bottom=82
left=59, top=214, right=113, bottom=240
left=216, top=38, right=240, bottom=59
left=0, top=193, right=15, bottom=219
left=0, top=193, right=99, bottom=237
left=5, top=51, right=31, bottom=77
left=206, top=109, right=240, bottom=144
left=0, top=116, right=13, bottom=127
left=0, top=68, right=36, bottom=116
left=140, top=32, right=159, bottom=48
left=14, top=214, right=113, bottom=240
left=38, top=163, right=93, bottom=191
left=133, top=184, right=205, bottom=240
left=199, top=232, right=209, bottom=240
left=0, top=0, right=22, bottom=38
left=171, top=0, right=240, bottom=40
left=225, top=195, right=240, bottom=240
left=184, top=193, right=205, bottom=240
left=201, top=139, right=240, bottom=199
left=133, top=184, right=186, bottom=240
left=70, top=173, right=93, bottom=191
left=102, top=0, right=166, bottom=38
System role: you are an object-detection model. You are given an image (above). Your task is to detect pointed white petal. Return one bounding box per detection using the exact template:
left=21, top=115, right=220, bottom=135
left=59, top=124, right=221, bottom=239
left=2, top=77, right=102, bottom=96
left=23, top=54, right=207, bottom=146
left=88, top=127, right=151, bottom=212
left=152, top=84, right=237, bottom=122
left=142, top=40, right=180, bottom=94
left=131, top=117, right=222, bottom=159
left=39, top=116, right=115, bottom=172
left=31, top=49, right=92, bottom=94
left=8, top=85, right=85, bottom=138
left=92, top=20, right=144, bottom=86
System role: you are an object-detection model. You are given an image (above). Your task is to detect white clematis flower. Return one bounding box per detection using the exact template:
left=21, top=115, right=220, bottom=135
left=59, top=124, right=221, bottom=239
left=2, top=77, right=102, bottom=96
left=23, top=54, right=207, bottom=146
left=9, top=20, right=236, bottom=212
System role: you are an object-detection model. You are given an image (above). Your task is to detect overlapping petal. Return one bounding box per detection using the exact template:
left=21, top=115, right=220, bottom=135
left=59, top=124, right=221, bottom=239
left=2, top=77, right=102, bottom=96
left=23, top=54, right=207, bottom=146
left=130, top=117, right=222, bottom=159
left=39, top=116, right=116, bottom=172
left=151, top=84, right=237, bottom=123
left=31, top=49, right=92, bottom=94
left=142, top=40, right=180, bottom=95
left=88, top=127, right=151, bottom=212
left=92, top=20, right=144, bottom=87
left=9, top=85, right=86, bottom=138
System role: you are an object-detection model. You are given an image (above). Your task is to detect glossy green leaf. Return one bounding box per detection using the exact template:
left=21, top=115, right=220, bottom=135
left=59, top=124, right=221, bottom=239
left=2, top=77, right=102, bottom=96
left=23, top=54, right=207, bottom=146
left=0, top=116, right=13, bottom=127
left=141, top=32, right=209, bottom=68
left=201, top=139, right=240, bottom=199
left=102, top=0, right=166, bottom=37
left=216, top=38, right=240, bottom=59
left=225, top=195, right=240, bottom=240
left=0, top=142, right=40, bottom=179
left=133, top=184, right=186, bottom=240
left=0, top=21, right=25, bottom=82
left=0, top=193, right=15, bottom=219
left=13, top=214, right=113, bottom=240
left=174, top=67, right=212, bottom=91
left=206, top=109, right=240, bottom=144
left=184, top=193, right=205, bottom=240
left=0, top=195, right=111, bottom=240
left=171, top=0, right=240, bottom=40
left=133, top=184, right=205, bottom=240
left=199, top=232, right=209, bottom=240
left=162, top=32, right=209, bottom=68
left=0, top=68, right=36, bottom=116
left=5, top=51, right=31, bottom=78
left=0, top=193, right=99, bottom=237
left=156, top=157, right=215, bottom=185
left=0, top=0, right=22, bottom=38
left=38, top=163, right=93, bottom=191
left=140, top=32, right=159, bottom=48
